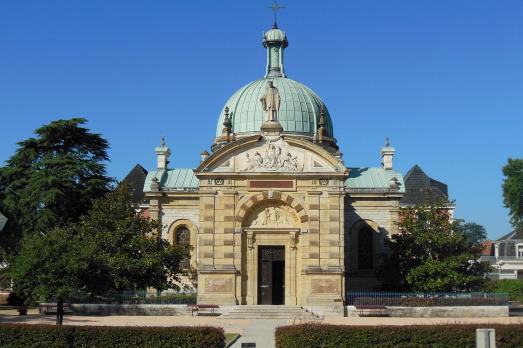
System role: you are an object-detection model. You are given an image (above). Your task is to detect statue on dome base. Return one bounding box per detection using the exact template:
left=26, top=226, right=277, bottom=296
left=260, top=80, right=281, bottom=122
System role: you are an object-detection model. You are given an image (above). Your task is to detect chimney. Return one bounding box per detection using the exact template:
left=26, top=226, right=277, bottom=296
left=155, top=136, right=171, bottom=170
left=381, top=137, right=395, bottom=170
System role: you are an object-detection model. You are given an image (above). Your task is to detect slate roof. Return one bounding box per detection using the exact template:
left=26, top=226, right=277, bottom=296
left=144, top=169, right=199, bottom=192
left=497, top=229, right=523, bottom=241
left=400, top=165, right=448, bottom=205
left=345, top=167, right=405, bottom=193
left=120, top=164, right=148, bottom=204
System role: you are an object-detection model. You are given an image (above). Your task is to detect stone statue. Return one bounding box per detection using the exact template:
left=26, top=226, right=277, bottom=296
left=260, top=81, right=281, bottom=122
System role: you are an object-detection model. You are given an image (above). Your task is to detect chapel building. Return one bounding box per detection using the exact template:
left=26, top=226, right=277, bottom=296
left=142, top=23, right=406, bottom=307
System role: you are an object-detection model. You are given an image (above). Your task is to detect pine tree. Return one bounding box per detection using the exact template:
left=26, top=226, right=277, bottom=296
left=0, top=118, right=112, bottom=256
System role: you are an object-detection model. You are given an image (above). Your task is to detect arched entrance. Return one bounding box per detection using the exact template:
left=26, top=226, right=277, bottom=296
left=239, top=197, right=303, bottom=305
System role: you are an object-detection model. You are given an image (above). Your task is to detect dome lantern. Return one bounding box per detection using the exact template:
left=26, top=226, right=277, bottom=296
left=214, top=21, right=336, bottom=147
left=263, top=27, right=288, bottom=78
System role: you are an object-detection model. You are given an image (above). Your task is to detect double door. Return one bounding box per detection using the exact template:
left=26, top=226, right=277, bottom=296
left=258, top=246, right=285, bottom=305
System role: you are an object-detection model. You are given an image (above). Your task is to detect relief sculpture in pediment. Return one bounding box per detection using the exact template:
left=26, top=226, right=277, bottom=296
left=242, top=141, right=303, bottom=172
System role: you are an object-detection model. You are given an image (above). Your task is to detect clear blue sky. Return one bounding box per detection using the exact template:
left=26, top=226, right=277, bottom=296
left=1, top=0, right=522, bottom=239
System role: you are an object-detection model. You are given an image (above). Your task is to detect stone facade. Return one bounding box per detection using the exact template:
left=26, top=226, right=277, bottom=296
left=144, top=133, right=404, bottom=306
left=142, top=22, right=406, bottom=306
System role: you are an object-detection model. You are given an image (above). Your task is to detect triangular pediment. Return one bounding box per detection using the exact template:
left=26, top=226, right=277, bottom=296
left=196, top=135, right=346, bottom=175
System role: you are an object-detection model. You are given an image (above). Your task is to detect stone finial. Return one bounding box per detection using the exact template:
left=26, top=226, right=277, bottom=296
left=318, top=107, right=327, bottom=128
left=223, top=107, right=232, bottom=132
left=200, top=149, right=210, bottom=162
left=150, top=176, right=160, bottom=191
left=334, top=150, right=344, bottom=164
left=389, top=177, right=400, bottom=190
left=315, top=107, right=328, bottom=144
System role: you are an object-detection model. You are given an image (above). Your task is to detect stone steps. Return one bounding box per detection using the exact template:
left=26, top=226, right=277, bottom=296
left=219, top=305, right=321, bottom=320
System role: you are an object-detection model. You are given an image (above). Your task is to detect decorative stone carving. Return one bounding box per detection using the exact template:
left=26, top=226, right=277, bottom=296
left=251, top=207, right=292, bottom=227
left=289, top=231, right=297, bottom=249
left=242, top=140, right=303, bottom=172
left=311, top=279, right=339, bottom=294
left=205, top=278, right=233, bottom=293
left=247, top=231, right=254, bottom=249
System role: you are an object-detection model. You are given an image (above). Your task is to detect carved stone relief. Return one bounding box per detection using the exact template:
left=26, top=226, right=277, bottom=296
left=205, top=278, right=233, bottom=293
left=251, top=207, right=291, bottom=227
left=311, top=279, right=339, bottom=294
left=245, top=201, right=299, bottom=228
left=241, top=140, right=303, bottom=172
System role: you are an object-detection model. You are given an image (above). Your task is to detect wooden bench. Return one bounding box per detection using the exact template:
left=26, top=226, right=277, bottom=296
left=355, top=305, right=388, bottom=317
left=188, top=304, right=219, bottom=316
left=38, top=303, right=73, bottom=315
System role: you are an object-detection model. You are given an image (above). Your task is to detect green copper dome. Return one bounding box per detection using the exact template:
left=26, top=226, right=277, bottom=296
left=216, top=77, right=333, bottom=137
left=215, top=24, right=334, bottom=138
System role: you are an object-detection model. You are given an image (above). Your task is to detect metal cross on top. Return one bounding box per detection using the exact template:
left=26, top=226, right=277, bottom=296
left=268, top=1, right=285, bottom=28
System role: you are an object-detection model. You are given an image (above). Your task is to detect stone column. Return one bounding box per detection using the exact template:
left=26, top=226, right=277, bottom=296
left=289, top=231, right=298, bottom=305
left=149, top=197, right=161, bottom=238
left=246, top=230, right=255, bottom=305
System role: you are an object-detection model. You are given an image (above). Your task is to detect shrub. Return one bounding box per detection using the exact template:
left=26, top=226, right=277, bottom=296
left=485, top=279, right=523, bottom=302
left=0, top=324, right=225, bottom=348
left=275, top=324, right=523, bottom=348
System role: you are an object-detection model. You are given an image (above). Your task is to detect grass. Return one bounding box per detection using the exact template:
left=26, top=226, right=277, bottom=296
left=225, top=333, right=240, bottom=347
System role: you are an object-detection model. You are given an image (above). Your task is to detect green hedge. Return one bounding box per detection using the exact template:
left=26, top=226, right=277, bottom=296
left=275, top=324, right=523, bottom=348
left=0, top=324, right=225, bottom=348
left=486, top=279, right=523, bottom=302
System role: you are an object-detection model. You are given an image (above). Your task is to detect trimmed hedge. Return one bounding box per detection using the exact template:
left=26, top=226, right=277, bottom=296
left=0, top=324, right=225, bottom=348
left=275, top=324, right=523, bottom=348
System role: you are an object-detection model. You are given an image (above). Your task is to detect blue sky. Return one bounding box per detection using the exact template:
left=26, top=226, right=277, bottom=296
left=1, top=0, right=522, bottom=239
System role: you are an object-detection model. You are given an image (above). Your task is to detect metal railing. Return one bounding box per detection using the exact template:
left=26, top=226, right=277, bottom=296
left=56, top=290, right=197, bottom=305
left=346, top=291, right=508, bottom=306
left=481, top=256, right=523, bottom=263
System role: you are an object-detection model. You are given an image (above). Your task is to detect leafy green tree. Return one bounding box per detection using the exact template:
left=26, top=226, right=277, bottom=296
left=377, top=197, right=491, bottom=292
left=502, top=158, right=523, bottom=230
left=9, top=187, right=189, bottom=305
left=458, top=221, right=488, bottom=245
left=0, top=118, right=112, bottom=256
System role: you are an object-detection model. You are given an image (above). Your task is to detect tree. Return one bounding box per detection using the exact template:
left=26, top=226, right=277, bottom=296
left=0, top=118, right=112, bottom=256
left=502, top=158, right=523, bottom=230
left=9, top=187, right=189, bottom=321
left=458, top=221, right=487, bottom=245
left=376, top=197, right=491, bottom=292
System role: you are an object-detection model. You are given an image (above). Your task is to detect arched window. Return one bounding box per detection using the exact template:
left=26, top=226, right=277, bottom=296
left=358, top=227, right=374, bottom=270
left=175, top=226, right=190, bottom=246
left=175, top=226, right=191, bottom=269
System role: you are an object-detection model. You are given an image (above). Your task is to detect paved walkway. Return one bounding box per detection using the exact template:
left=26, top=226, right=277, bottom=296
left=1, top=310, right=522, bottom=348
